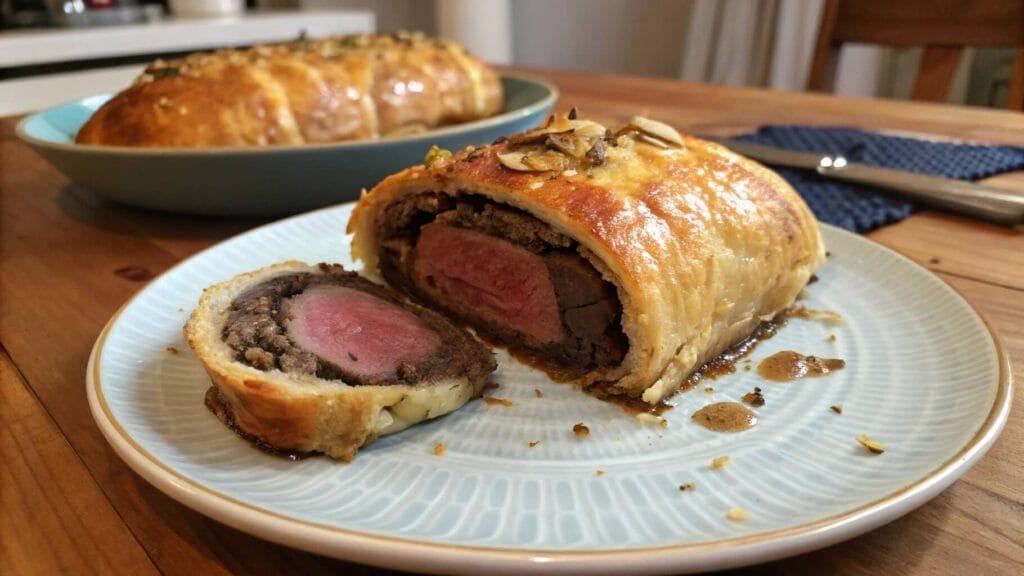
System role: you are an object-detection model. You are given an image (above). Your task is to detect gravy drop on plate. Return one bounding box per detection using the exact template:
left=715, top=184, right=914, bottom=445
left=691, top=402, right=758, bottom=432
left=758, top=351, right=845, bottom=382
left=788, top=305, right=844, bottom=326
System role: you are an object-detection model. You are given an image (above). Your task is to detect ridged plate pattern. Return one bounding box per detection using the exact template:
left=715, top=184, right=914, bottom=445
left=89, top=203, right=1007, bottom=574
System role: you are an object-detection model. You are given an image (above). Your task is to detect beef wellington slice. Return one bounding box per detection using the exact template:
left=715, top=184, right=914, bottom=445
left=184, top=260, right=496, bottom=461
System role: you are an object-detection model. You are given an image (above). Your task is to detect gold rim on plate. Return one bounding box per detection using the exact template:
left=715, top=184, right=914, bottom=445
left=85, top=216, right=1013, bottom=574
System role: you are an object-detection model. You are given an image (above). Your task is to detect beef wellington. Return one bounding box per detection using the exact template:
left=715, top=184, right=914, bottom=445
left=184, top=261, right=495, bottom=461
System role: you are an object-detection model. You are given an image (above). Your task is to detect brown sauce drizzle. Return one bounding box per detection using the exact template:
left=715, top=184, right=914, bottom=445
left=757, top=351, right=845, bottom=382
left=581, top=316, right=786, bottom=416
left=585, top=382, right=675, bottom=416
left=688, top=319, right=783, bottom=385
left=482, top=396, right=514, bottom=407
left=692, top=402, right=758, bottom=432
left=788, top=305, right=843, bottom=326
left=552, top=302, right=841, bottom=417
left=204, top=387, right=310, bottom=461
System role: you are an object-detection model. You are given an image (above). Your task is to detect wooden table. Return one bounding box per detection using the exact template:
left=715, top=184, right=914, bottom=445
left=2, top=69, right=1022, bottom=575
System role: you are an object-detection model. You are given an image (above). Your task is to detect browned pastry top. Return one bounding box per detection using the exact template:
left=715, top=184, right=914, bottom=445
left=75, top=32, right=504, bottom=148
left=349, top=114, right=825, bottom=403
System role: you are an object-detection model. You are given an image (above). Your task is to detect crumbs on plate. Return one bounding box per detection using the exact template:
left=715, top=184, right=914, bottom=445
left=726, top=506, right=748, bottom=521
left=635, top=413, right=660, bottom=426
left=857, top=434, right=885, bottom=454
left=709, top=455, right=730, bottom=470
left=742, top=387, right=765, bottom=407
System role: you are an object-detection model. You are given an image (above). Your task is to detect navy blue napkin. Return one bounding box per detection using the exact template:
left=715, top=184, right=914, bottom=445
left=736, top=126, right=1024, bottom=232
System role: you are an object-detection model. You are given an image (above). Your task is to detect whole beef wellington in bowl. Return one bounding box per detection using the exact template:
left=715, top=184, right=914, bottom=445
left=349, top=112, right=825, bottom=405
left=184, top=261, right=495, bottom=461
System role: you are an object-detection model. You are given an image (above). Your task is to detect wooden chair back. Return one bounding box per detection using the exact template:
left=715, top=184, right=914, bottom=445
left=807, top=0, right=1024, bottom=110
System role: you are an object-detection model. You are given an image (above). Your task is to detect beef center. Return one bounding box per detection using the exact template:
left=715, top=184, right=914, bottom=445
left=222, top=265, right=493, bottom=386
left=377, top=193, right=628, bottom=375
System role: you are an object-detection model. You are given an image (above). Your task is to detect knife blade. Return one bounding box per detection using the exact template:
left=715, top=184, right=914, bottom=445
left=707, top=137, right=1024, bottom=228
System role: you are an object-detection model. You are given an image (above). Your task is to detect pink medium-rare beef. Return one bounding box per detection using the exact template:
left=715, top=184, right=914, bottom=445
left=221, top=264, right=495, bottom=386
left=412, top=223, right=564, bottom=346
left=375, top=194, right=628, bottom=375
left=285, top=285, right=441, bottom=378
left=189, top=262, right=499, bottom=462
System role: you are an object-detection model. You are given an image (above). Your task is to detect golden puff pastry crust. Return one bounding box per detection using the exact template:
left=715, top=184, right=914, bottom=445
left=76, top=32, right=503, bottom=148
left=348, top=115, right=825, bottom=404
left=183, top=261, right=495, bottom=461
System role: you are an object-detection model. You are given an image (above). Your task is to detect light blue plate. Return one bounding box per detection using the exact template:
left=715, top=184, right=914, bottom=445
left=87, top=205, right=1010, bottom=574
left=17, top=73, right=557, bottom=216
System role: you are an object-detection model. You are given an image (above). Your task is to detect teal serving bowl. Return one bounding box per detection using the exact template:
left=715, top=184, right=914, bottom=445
left=17, top=73, right=557, bottom=216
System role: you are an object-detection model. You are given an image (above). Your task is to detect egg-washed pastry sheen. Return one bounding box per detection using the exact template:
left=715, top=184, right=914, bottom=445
left=184, top=261, right=496, bottom=461
left=76, top=32, right=503, bottom=147
left=349, top=114, right=825, bottom=404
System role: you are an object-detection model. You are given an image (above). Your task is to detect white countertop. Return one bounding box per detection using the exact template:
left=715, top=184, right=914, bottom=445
left=0, top=9, right=375, bottom=116
left=0, top=10, right=375, bottom=68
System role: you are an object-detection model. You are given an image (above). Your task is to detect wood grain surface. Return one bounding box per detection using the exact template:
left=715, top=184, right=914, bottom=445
left=1, top=68, right=1022, bottom=575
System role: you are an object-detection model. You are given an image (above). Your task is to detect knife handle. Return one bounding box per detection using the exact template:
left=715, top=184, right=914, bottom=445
left=820, top=162, right=1024, bottom=228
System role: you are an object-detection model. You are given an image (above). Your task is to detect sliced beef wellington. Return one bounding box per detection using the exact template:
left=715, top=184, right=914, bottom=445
left=184, top=261, right=495, bottom=461
left=349, top=113, right=825, bottom=404
left=376, top=197, right=627, bottom=379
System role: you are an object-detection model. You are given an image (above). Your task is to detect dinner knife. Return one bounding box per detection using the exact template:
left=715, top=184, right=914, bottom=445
left=708, top=138, right=1024, bottom=228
